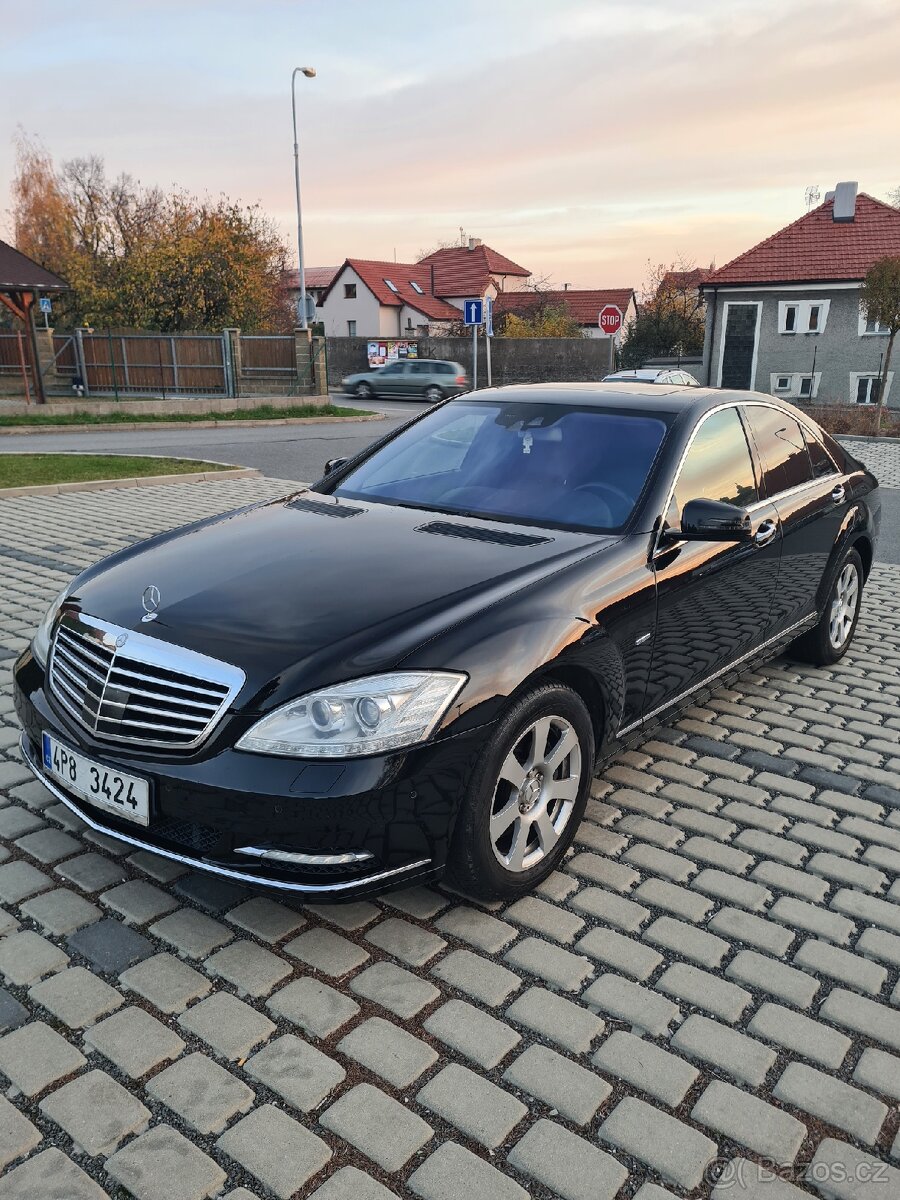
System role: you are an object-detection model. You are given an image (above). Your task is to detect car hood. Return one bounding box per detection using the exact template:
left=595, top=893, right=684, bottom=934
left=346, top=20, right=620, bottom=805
left=69, top=491, right=617, bottom=709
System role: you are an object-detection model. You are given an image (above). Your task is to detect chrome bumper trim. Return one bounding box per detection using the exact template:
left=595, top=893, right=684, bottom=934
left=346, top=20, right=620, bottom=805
left=235, top=845, right=374, bottom=866
left=20, top=735, right=431, bottom=894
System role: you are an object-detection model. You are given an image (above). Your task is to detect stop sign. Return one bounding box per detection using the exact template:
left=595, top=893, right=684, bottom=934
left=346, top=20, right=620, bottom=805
left=598, top=304, right=623, bottom=336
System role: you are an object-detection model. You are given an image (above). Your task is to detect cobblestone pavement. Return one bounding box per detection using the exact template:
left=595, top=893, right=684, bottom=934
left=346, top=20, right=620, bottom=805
left=842, top=438, right=900, bottom=490
left=0, top=478, right=899, bottom=1200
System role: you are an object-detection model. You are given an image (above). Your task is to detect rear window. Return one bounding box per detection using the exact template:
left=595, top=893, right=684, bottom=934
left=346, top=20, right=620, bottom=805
left=803, top=426, right=837, bottom=478
left=743, top=405, right=814, bottom=496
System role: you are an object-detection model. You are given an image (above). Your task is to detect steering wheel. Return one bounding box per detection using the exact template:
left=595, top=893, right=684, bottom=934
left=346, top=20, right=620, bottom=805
left=571, top=482, right=634, bottom=523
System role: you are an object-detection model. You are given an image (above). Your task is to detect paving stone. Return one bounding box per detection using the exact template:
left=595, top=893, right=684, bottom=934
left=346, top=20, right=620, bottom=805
left=769, top=896, right=856, bottom=945
left=417, top=1062, right=527, bottom=1149
left=806, top=1138, right=900, bottom=1199
left=408, top=1141, right=529, bottom=1200
left=852, top=925, right=900, bottom=971
left=350, top=960, right=439, bottom=1018
left=1, top=1146, right=109, bottom=1200
left=67, top=917, right=153, bottom=974
left=430, top=946, right=520, bottom=1006
left=203, top=938, right=292, bottom=997
left=119, top=951, right=211, bottom=1014
left=100, top=878, right=178, bottom=924
left=147, top=1051, right=254, bottom=1134
left=672, top=1014, right=776, bottom=1087
left=268, top=975, right=360, bottom=1037
left=656, top=962, right=752, bottom=1021
left=567, top=850, right=640, bottom=892
left=310, top=1166, right=400, bottom=1200
left=793, top=938, right=888, bottom=996
left=598, top=1095, right=717, bottom=1190
left=853, top=1047, right=900, bottom=1101
left=382, top=885, right=449, bottom=920
left=725, top=949, right=819, bottom=1008
left=424, top=997, right=520, bottom=1068
left=0, top=929, right=68, bottom=984
left=692, top=1079, right=806, bottom=1164
left=39, top=1067, right=150, bottom=1155
left=20, top=886, right=101, bottom=935
left=83, top=1005, right=185, bottom=1078
left=227, top=895, right=307, bottom=942
left=634, top=876, right=713, bottom=922
left=364, top=916, right=446, bottom=966
left=753, top=859, right=830, bottom=902
left=505, top=985, right=604, bottom=1054
left=127, top=849, right=189, bottom=883
left=0, top=987, right=28, bottom=1034
left=503, top=934, right=593, bottom=991
left=0, top=806, right=45, bottom=838
left=149, top=908, right=233, bottom=958
left=748, top=1001, right=851, bottom=1069
left=709, top=1158, right=809, bottom=1199
left=107, top=1123, right=227, bottom=1200
left=245, top=1032, right=346, bottom=1108
left=707, top=906, right=795, bottom=957
left=820, top=987, right=900, bottom=1052
left=508, top=1118, right=629, bottom=1200
left=434, top=903, right=516, bottom=952
left=832, top=887, right=900, bottom=936
left=503, top=1043, right=611, bottom=1125
left=0, top=1020, right=86, bottom=1096
left=0, top=1093, right=41, bottom=1171
left=0, top=859, right=51, bottom=902
left=691, top=867, right=770, bottom=910
left=15, top=826, right=81, bottom=863
left=321, top=1083, right=432, bottom=1171
left=223, top=1108, right=332, bottom=1200
left=0, top=908, right=17, bottom=938
left=28, top=964, right=123, bottom=1028
left=774, top=1061, right=888, bottom=1145
left=584, top=972, right=681, bottom=1036
left=643, top=914, right=730, bottom=967
left=338, top=1016, right=436, bottom=1088
left=574, top=926, right=662, bottom=979
left=569, top=885, right=651, bottom=930
left=178, top=992, right=275, bottom=1061
left=593, top=1028, right=698, bottom=1106
left=504, top=894, right=584, bottom=943
left=172, top=871, right=249, bottom=912
left=55, top=852, right=126, bottom=892
left=285, top=925, right=370, bottom=976
left=305, top=900, right=381, bottom=931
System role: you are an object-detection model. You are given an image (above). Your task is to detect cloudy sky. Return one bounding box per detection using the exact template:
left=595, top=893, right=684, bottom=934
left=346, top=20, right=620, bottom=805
left=3, top=0, right=899, bottom=292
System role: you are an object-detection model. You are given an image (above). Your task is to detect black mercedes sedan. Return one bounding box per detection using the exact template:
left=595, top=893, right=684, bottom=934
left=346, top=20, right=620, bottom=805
left=14, top=384, right=879, bottom=900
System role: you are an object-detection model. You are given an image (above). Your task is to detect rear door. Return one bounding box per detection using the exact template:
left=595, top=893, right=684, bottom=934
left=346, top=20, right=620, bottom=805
left=376, top=361, right=409, bottom=396
left=644, top=405, right=782, bottom=718
left=741, top=404, right=848, bottom=635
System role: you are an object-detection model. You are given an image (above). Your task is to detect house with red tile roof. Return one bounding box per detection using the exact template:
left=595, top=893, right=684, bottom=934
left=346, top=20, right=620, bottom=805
left=494, top=288, right=637, bottom=343
left=282, top=265, right=341, bottom=308
left=317, top=238, right=532, bottom=338
left=701, top=184, right=900, bottom=406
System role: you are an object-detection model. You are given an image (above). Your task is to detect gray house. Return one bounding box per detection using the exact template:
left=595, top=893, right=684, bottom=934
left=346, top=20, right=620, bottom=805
left=701, top=183, right=900, bottom=407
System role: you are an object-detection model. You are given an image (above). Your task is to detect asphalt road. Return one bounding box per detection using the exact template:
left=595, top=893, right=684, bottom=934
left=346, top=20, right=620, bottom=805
left=2, top=396, right=898, bottom=564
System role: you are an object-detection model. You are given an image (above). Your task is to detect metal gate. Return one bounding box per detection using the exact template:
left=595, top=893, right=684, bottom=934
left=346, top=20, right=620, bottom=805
left=76, top=331, right=228, bottom=396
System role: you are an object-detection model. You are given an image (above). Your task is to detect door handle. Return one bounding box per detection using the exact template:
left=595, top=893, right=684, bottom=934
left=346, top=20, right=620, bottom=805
left=831, top=484, right=846, bottom=504
left=754, top=519, right=778, bottom=547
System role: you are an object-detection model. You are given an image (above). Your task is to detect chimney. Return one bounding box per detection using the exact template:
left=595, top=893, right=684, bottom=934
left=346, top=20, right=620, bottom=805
left=832, top=181, right=858, bottom=223
left=467, top=237, right=483, bottom=251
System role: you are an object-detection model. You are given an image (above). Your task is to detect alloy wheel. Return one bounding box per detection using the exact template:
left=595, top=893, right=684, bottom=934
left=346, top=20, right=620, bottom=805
left=356, top=383, right=373, bottom=398
left=489, top=715, right=582, bottom=872
left=828, top=562, right=859, bottom=650
left=425, top=386, right=443, bottom=403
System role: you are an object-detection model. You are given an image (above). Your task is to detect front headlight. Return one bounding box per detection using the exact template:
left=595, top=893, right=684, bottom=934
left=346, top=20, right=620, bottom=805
left=235, top=671, right=466, bottom=758
left=31, top=583, right=74, bottom=666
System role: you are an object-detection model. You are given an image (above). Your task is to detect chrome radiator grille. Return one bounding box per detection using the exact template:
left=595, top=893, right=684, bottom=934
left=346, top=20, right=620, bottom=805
left=48, top=612, right=245, bottom=752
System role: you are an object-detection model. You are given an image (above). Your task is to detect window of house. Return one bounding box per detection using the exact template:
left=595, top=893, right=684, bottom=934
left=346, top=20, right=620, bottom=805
left=384, top=279, right=398, bottom=292
left=774, top=376, right=791, bottom=392
left=782, top=305, right=798, bottom=333
left=856, top=376, right=881, bottom=405
left=410, top=281, right=424, bottom=294
left=779, top=300, right=829, bottom=334
left=769, top=373, right=820, bottom=399
left=798, top=377, right=813, bottom=398
left=808, top=305, right=821, bottom=332
left=859, top=308, right=890, bottom=335
left=347, top=320, right=357, bottom=337
left=672, top=407, right=758, bottom=515
left=743, top=406, right=814, bottom=496
left=344, top=283, right=357, bottom=299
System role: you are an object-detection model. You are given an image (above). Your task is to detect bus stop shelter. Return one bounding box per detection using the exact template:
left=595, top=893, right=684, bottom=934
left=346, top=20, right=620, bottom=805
left=0, top=238, right=68, bottom=404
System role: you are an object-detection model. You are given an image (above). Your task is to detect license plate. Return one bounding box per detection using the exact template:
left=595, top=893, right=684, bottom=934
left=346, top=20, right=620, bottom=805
left=42, top=732, right=150, bottom=826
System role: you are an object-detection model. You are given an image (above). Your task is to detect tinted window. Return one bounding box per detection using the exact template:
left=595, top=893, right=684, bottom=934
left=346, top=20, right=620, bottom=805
left=673, top=407, right=758, bottom=514
left=332, top=401, right=670, bottom=532
left=803, top=426, right=837, bottom=478
left=744, top=405, right=813, bottom=496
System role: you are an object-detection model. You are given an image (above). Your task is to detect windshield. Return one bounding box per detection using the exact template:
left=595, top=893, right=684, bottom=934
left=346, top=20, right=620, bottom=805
left=330, top=400, right=670, bottom=532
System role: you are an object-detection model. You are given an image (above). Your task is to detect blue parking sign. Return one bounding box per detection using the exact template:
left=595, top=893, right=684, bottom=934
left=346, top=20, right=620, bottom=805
left=463, top=299, right=483, bottom=325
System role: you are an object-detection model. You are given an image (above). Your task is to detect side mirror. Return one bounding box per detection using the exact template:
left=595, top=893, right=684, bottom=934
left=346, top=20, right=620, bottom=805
left=324, top=457, right=348, bottom=475
left=673, top=497, right=752, bottom=542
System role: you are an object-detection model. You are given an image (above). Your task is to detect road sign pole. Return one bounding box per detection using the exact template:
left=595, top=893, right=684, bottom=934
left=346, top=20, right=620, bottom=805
left=485, top=296, right=493, bottom=388
left=472, top=322, right=478, bottom=390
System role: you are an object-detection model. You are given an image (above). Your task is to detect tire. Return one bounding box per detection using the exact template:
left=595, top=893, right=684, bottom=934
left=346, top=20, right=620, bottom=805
left=424, top=385, right=444, bottom=403
left=445, top=683, right=594, bottom=900
left=789, top=547, right=864, bottom=666
left=355, top=382, right=374, bottom=399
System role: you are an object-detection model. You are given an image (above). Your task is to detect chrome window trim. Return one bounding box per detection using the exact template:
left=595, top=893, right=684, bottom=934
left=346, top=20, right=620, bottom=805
left=617, top=611, right=817, bottom=738
left=20, top=736, right=430, bottom=894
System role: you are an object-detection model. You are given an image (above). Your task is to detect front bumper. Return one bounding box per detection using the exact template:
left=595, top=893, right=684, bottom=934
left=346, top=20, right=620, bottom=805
left=14, top=651, right=486, bottom=899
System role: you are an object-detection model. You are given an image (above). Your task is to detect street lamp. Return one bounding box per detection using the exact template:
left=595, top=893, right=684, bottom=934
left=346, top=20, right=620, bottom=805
left=291, top=66, right=316, bottom=330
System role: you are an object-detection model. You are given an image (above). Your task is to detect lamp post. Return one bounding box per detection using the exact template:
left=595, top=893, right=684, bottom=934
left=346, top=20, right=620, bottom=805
left=291, top=66, right=316, bottom=330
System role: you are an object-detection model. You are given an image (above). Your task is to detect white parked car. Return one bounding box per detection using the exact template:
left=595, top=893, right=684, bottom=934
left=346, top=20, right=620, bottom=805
left=604, top=368, right=700, bottom=386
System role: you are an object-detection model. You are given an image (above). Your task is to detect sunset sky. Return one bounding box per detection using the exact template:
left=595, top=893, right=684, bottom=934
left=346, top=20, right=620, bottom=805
left=3, top=0, right=899, bottom=294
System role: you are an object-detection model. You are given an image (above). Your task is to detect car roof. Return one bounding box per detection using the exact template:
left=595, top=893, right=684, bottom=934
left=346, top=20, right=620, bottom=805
left=459, top=382, right=798, bottom=418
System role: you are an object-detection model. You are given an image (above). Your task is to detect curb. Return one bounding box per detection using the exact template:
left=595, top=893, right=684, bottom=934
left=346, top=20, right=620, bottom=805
left=0, top=413, right=385, bottom=436
left=836, top=433, right=900, bottom=444
left=0, top=466, right=261, bottom=499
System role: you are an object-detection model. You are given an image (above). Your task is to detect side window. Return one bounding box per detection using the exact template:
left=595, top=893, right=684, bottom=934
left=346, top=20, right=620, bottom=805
left=673, top=407, right=759, bottom=515
left=743, top=405, right=814, bottom=496
left=803, top=426, right=837, bottom=478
